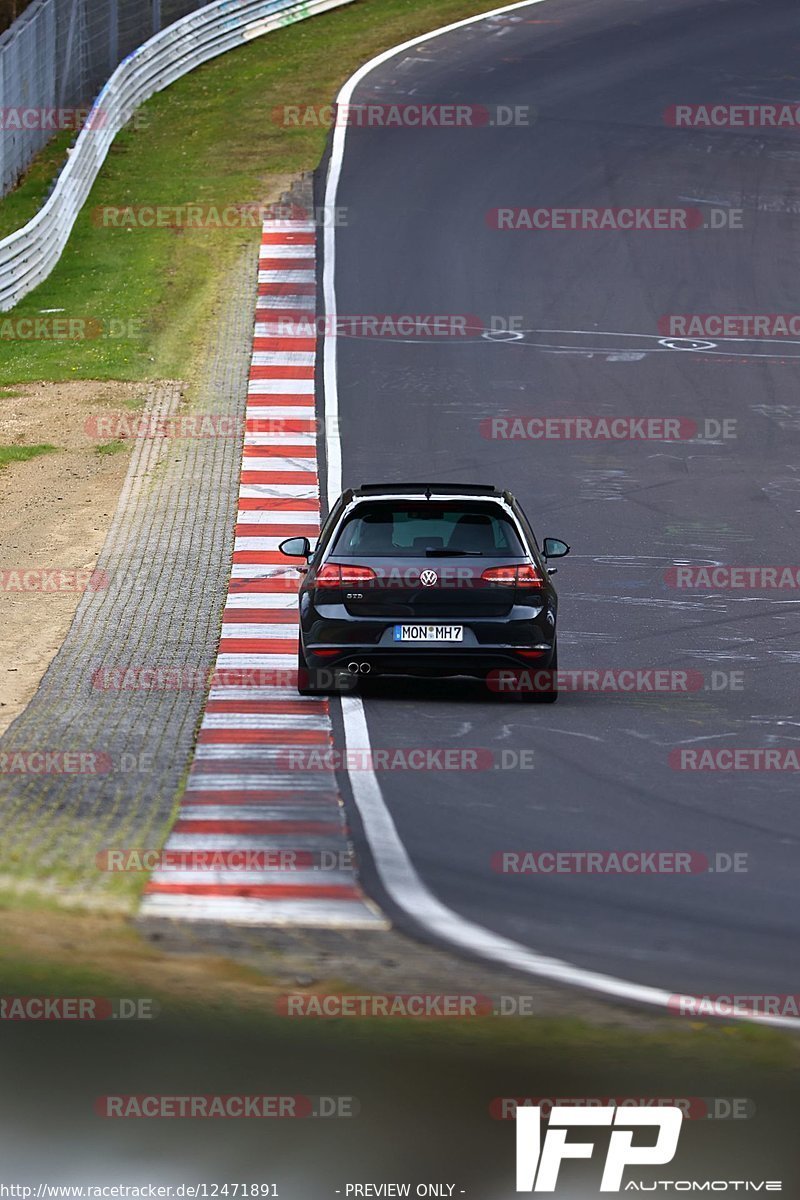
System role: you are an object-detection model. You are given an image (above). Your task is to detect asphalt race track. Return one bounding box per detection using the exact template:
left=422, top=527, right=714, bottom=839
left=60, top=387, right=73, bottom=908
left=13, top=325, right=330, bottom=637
left=317, top=0, right=800, bottom=998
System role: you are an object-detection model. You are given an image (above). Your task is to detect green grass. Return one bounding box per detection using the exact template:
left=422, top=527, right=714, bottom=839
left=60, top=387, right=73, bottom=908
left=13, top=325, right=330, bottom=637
left=94, top=439, right=128, bottom=457
left=0, top=443, right=57, bottom=468
left=0, top=0, right=498, bottom=387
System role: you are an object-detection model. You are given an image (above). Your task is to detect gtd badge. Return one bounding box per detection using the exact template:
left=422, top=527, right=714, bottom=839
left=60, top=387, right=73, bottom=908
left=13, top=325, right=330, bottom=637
left=516, top=1105, right=683, bottom=1192
left=420, top=570, right=438, bottom=587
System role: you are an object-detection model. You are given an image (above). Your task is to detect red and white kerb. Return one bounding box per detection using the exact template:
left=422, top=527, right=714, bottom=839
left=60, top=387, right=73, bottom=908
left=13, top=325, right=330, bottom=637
left=140, top=218, right=385, bottom=928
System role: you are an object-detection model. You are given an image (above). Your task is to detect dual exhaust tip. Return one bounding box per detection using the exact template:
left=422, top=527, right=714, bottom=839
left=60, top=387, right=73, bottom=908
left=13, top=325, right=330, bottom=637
left=347, top=661, right=372, bottom=674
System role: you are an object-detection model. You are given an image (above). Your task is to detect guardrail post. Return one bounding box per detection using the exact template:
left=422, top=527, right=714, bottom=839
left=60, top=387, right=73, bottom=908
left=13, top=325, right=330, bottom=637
left=58, top=0, right=82, bottom=109
left=108, top=0, right=118, bottom=74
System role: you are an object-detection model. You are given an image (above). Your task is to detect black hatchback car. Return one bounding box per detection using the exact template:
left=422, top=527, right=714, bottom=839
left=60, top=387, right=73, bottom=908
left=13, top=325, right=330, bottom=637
left=279, top=484, right=569, bottom=700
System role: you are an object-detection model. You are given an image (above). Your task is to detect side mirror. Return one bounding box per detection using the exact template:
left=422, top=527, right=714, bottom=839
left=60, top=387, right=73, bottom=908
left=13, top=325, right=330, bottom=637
left=279, top=536, right=311, bottom=559
left=543, top=537, right=570, bottom=559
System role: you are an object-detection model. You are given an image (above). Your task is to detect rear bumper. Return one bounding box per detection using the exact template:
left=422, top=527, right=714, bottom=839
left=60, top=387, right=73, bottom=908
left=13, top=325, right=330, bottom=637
left=303, top=644, right=556, bottom=679
left=300, top=600, right=557, bottom=679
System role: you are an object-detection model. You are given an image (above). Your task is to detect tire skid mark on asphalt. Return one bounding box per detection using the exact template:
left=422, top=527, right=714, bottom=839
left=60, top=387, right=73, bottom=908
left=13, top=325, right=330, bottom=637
left=139, top=218, right=387, bottom=928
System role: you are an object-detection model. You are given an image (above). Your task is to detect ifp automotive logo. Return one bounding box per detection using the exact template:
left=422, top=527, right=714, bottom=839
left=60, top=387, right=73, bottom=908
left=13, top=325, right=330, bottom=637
left=515, top=1106, right=783, bottom=1192
left=516, top=1105, right=683, bottom=1191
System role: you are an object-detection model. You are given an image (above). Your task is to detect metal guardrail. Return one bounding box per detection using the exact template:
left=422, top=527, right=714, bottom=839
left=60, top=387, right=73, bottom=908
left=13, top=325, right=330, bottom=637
left=0, top=0, right=353, bottom=310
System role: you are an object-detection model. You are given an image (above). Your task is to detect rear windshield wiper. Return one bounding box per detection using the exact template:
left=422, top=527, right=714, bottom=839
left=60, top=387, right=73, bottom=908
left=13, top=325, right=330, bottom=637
left=425, top=548, right=483, bottom=557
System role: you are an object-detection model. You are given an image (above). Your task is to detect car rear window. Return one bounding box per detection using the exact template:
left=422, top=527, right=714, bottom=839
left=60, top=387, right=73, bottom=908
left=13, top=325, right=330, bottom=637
left=331, top=502, right=526, bottom=557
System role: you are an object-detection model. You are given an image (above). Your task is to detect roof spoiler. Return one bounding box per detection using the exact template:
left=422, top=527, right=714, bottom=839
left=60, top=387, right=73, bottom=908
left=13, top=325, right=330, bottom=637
left=356, top=482, right=499, bottom=497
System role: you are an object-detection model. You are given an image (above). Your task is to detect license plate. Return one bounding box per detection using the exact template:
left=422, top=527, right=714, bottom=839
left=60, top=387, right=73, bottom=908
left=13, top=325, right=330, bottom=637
left=393, top=624, right=464, bottom=643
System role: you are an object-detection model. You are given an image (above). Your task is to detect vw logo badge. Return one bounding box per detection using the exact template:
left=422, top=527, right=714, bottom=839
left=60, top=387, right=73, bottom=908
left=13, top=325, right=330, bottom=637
left=420, top=569, right=438, bottom=587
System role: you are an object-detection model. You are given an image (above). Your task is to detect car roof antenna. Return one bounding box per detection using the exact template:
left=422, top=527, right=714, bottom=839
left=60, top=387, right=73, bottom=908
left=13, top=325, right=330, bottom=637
left=425, top=485, right=432, bottom=500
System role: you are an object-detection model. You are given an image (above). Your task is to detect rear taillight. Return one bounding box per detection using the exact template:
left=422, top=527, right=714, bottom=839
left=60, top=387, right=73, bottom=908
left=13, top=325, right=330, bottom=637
left=481, top=563, right=544, bottom=587
left=516, top=563, right=545, bottom=586
left=340, top=564, right=377, bottom=586
left=314, top=563, right=377, bottom=588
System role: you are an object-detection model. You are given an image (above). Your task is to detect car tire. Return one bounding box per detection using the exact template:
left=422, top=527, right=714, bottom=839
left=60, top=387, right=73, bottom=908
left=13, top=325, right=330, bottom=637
left=521, top=641, right=558, bottom=703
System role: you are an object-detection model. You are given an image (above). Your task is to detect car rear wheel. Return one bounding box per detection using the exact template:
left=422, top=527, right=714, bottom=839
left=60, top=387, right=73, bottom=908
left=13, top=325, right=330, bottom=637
left=529, top=640, right=558, bottom=703
left=504, top=642, right=557, bottom=703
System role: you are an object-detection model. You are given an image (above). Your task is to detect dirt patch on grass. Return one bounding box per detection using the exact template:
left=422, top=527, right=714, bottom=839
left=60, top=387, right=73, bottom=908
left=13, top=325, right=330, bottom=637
left=0, top=380, right=156, bottom=733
